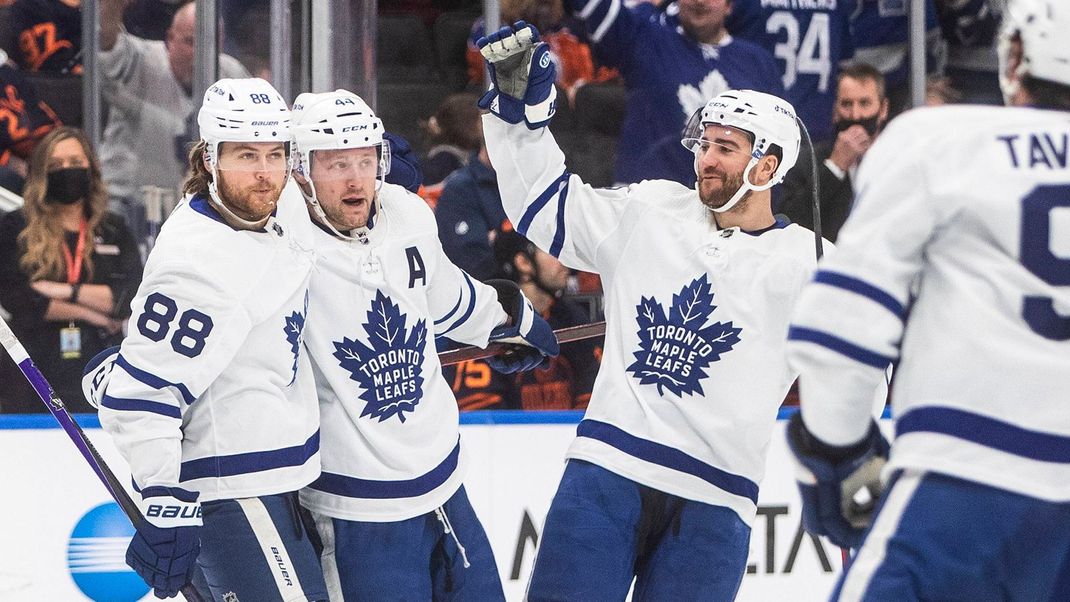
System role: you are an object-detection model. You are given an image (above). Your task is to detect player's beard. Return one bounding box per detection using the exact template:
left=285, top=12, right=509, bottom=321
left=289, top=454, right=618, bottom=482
left=698, top=169, right=746, bottom=211
left=218, top=175, right=282, bottom=222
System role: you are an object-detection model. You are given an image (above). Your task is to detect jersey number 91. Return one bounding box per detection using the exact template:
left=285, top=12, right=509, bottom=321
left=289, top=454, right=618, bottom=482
left=1020, top=185, right=1070, bottom=341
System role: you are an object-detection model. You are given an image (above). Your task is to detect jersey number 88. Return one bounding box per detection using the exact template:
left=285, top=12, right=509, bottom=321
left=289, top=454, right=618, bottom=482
left=136, top=292, right=215, bottom=358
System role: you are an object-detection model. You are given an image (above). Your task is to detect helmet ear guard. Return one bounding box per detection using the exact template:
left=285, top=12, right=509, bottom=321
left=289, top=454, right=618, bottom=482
left=681, top=90, right=801, bottom=213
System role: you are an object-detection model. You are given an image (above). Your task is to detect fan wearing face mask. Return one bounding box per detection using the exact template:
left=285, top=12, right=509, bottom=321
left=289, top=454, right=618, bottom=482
left=778, top=63, right=890, bottom=242
left=0, top=126, right=143, bottom=413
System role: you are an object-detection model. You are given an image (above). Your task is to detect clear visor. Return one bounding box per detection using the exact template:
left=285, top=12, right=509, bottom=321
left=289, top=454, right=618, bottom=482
left=308, top=146, right=387, bottom=182
left=681, top=137, right=750, bottom=160
left=215, top=142, right=291, bottom=172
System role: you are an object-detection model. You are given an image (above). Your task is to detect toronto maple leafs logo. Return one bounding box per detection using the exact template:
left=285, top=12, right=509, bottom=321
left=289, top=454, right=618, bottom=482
left=333, top=290, right=427, bottom=423
left=677, top=70, right=731, bottom=119
left=626, top=274, right=742, bottom=397
left=284, top=291, right=309, bottom=385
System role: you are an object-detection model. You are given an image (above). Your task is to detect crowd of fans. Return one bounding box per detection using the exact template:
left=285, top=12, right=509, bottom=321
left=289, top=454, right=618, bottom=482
left=0, top=0, right=1007, bottom=413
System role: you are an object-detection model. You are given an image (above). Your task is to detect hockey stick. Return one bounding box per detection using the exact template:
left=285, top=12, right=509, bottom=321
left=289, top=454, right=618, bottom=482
left=438, top=320, right=606, bottom=366
left=0, top=317, right=205, bottom=602
left=796, top=116, right=824, bottom=260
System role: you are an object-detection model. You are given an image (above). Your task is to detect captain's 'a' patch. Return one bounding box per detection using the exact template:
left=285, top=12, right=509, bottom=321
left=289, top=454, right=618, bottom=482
left=333, top=290, right=427, bottom=423
left=626, top=274, right=741, bottom=397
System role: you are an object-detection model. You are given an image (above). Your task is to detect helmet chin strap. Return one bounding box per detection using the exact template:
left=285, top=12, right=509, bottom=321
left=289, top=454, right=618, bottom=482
left=207, top=161, right=273, bottom=230
left=697, top=149, right=782, bottom=215
left=299, top=170, right=383, bottom=242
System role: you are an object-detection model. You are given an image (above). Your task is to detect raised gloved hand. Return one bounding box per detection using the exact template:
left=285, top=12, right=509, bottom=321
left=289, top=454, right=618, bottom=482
left=786, top=411, right=889, bottom=550
left=81, top=345, right=120, bottom=409
left=127, top=486, right=202, bottom=599
left=476, top=20, right=558, bottom=129
left=485, top=279, right=560, bottom=373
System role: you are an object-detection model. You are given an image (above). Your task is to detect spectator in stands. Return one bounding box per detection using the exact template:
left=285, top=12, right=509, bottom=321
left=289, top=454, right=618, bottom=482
left=852, top=0, right=946, bottom=117
left=466, top=0, right=618, bottom=103
left=0, top=126, right=142, bottom=413
left=0, top=0, right=82, bottom=73
left=565, top=0, right=783, bottom=185
left=435, top=138, right=510, bottom=280
left=495, top=230, right=601, bottom=410
left=98, top=0, right=249, bottom=244
left=421, top=93, right=482, bottom=188
left=121, top=0, right=183, bottom=41
left=0, top=49, right=62, bottom=193
left=778, top=63, right=889, bottom=242
left=727, top=0, right=857, bottom=144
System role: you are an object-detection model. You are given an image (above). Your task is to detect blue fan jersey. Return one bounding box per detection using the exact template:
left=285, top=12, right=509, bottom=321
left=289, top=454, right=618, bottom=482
left=727, top=0, right=858, bottom=143
left=565, top=0, right=784, bottom=186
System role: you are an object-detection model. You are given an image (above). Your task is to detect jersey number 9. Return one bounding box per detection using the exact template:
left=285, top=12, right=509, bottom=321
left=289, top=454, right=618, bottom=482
left=1020, top=185, right=1070, bottom=341
left=136, top=292, right=215, bottom=357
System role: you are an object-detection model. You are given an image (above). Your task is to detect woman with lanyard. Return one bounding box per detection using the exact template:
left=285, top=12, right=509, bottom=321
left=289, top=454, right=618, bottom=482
left=0, top=126, right=142, bottom=413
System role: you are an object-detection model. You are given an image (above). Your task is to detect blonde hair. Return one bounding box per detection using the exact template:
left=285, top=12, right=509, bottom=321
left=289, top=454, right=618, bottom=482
left=18, top=127, right=109, bottom=282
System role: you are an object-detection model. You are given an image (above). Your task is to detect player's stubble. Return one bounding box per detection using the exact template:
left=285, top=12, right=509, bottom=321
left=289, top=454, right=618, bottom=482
left=698, top=167, right=746, bottom=212
left=217, top=171, right=285, bottom=222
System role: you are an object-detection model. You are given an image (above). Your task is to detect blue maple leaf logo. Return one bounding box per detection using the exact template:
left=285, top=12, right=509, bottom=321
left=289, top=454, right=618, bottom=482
left=625, top=274, right=741, bottom=397
left=333, top=290, right=427, bottom=423
left=284, top=291, right=309, bottom=385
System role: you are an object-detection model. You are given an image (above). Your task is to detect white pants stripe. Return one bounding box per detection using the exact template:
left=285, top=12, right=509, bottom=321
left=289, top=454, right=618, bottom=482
left=235, top=497, right=307, bottom=600
left=311, top=511, right=345, bottom=601
left=838, top=470, right=924, bottom=601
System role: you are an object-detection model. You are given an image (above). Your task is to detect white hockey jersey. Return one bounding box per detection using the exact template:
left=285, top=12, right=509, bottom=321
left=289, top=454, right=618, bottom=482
left=787, top=105, right=1070, bottom=502
left=299, top=183, right=508, bottom=522
left=98, top=184, right=320, bottom=501
left=483, top=116, right=823, bottom=524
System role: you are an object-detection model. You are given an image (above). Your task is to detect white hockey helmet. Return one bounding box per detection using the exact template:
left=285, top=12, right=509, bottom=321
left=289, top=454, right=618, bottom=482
left=290, top=89, right=391, bottom=239
left=998, top=0, right=1070, bottom=104
left=681, top=90, right=801, bottom=213
left=198, top=77, right=291, bottom=167
left=196, top=78, right=292, bottom=227
left=291, top=89, right=390, bottom=180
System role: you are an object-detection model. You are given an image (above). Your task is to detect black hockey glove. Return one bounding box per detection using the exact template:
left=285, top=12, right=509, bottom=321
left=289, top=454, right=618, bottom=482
left=786, top=411, right=889, bottom=550
left=476, top=20, right=558, bottom=129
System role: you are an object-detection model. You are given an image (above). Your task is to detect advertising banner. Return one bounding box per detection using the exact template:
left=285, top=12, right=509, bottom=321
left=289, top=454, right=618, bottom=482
left=0, top=412, right=859, bottom=601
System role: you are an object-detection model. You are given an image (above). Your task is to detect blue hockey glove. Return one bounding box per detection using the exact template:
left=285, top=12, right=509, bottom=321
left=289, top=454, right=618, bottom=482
left=476, top=20, right=558, bottom=129
left=786, top=412, right=889, bottom=550
left=127, top=486, right=202, bottom=599
left=485, top=279, right=560, bottom=373
left=81, top=345, right=120, bottom=409
left=384, top=132, right=423, bottom=193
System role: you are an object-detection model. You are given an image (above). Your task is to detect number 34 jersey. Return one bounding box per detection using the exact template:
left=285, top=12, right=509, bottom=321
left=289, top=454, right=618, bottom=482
left=787, top=106, right=1070, bottom=502
left=98, top=185, right=320, bottom=502
left=299, top=183, right=508, bottom=523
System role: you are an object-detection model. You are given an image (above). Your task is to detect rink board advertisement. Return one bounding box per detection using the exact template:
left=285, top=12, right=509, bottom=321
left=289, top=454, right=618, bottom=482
left=0, top=411, right=863, bottom=601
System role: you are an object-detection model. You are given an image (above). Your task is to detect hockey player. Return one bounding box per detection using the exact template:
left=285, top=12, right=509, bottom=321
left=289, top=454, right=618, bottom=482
left=289, top=90, right=559, bottom=600
left=82, top=78, right=328, bottom=601
left=784, top=0, right=1070, bottom=599
left=478, top=22, right=824, bottom=600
